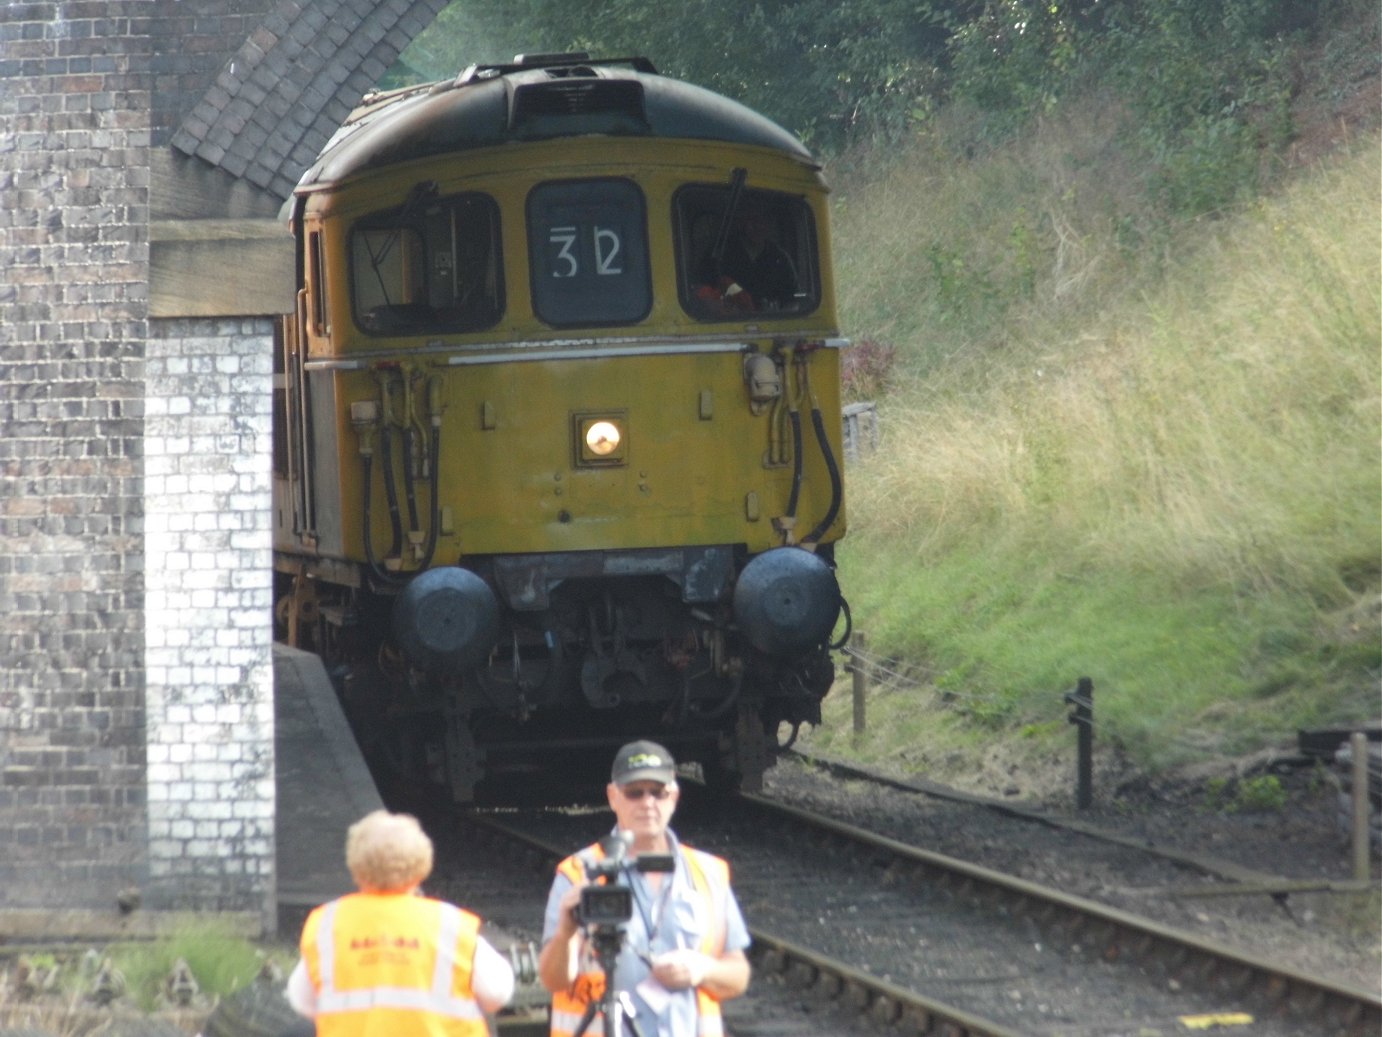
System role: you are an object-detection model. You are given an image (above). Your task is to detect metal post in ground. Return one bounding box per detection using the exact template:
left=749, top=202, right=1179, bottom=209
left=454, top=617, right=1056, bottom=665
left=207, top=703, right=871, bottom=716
left=1064, top=677, right=1094, bottom=809
left=851, top=634, right=867, bottom=742
left=1351, top=731, right=1371, bottom=882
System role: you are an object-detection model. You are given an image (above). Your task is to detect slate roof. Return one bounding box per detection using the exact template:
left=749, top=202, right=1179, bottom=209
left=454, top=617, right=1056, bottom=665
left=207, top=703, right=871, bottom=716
left=170, top=0, right=449, bottom=200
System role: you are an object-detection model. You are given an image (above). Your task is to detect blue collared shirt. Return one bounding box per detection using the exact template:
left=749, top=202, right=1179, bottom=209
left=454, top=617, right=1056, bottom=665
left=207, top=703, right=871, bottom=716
left=542, top=829, right=750, bottom=1036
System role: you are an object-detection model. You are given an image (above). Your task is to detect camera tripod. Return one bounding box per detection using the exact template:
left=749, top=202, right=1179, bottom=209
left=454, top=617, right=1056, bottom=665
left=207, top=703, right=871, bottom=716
left=573, top=922, right=645, bottom=1037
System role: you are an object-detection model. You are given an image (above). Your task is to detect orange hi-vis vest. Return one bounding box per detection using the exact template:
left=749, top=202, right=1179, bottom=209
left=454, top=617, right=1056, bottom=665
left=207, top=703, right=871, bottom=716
left=549, top=842, right=730, bottom=1037
left=300, top=891, right=489, bottom=1037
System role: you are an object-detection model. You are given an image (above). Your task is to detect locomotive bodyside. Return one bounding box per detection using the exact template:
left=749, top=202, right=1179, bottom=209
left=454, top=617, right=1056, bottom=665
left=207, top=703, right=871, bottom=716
left=273, top=56, right=850, bottom=801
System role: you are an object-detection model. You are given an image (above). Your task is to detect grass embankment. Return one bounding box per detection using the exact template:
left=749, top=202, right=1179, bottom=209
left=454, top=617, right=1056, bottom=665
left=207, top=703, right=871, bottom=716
left=812, top=118, right=1380, bottom=775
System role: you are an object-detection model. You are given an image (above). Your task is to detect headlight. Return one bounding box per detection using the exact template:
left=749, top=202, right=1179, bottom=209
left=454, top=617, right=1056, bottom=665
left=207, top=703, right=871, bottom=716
left=585, top=420, right=621, bottom=456
left=575, top=413, right=628, bottom=466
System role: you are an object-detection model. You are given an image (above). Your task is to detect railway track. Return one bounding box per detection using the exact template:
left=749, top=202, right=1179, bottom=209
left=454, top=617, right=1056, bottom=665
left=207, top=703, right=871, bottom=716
left=782, top=747, right=1374, bottom=894
left=428, top=783, right=1380, bottom=1037
left=763, top=748, right=1382, bottom=993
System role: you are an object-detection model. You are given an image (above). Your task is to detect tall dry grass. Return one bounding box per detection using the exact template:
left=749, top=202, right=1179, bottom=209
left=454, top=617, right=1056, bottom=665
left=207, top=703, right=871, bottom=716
left=824, top=125, right=1380, bottom=764
left=851, top=141, right=1378, bottom=596
left=831, top=93, right=1161, bottom=390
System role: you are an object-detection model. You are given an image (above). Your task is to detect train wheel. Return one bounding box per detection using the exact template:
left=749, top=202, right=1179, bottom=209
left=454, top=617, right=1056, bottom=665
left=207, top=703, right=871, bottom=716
left=443, top=708, right=481, bottom=805
left=700, top=756, right=745, bottom=795
left=703, top=706, right=768, bottom=795
left=275, top=571, right=321, bottom=650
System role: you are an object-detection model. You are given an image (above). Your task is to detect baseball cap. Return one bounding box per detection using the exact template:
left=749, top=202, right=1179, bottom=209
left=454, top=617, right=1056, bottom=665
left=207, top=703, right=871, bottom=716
left=611, top=740, right=677, bottom=785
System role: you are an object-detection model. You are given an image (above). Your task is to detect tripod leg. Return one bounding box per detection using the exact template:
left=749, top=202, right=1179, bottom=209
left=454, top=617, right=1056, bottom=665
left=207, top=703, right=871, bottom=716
left=617, top=991, right=646, bottom=1037
left=571, top=989, right=637, bottom=1037
left=572, top=997, right=602, bottom=1036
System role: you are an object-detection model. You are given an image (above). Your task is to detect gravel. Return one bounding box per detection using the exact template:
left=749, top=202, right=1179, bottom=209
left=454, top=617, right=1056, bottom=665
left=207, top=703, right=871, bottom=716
left=763, top=747, right=1382, bottom=995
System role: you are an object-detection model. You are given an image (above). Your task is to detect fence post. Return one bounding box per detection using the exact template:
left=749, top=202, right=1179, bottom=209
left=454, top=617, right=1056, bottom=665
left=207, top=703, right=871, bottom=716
left=1064, top=677, right=1094, bottom=809
left=1352, top=731, right=1371, bottom=882
left=851, top=634, right=867, bottom=741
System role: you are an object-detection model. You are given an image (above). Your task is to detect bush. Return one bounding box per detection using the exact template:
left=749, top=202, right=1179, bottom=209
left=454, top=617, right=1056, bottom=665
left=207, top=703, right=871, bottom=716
left=1204, top=774, right=1289, bottom=813
left=841, top=338, right=898, bottom=401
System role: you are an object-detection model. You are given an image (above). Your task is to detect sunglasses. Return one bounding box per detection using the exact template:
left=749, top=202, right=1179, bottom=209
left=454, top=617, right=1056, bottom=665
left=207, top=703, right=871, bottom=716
left=621, top=785, right=674, bottom=801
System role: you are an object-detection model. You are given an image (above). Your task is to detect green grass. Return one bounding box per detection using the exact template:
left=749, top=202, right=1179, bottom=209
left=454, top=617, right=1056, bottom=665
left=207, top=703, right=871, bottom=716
left=0, top=924, right=296, bottom=1014
left=830, top=538, right=1376, bottom=765
left=818, top=102, right=1380, bottom=776
left=104, top=920, right=293, bottom=1011
left=0, top=926, right=298, bottom=1037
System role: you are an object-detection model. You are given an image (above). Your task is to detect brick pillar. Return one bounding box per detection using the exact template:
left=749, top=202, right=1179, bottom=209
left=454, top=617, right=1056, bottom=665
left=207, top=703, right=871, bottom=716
left=143, top=318, right=276, bottom=926
left=1, top=4, right=278, bottom=932
left=0, top=2, right=155, bottom=916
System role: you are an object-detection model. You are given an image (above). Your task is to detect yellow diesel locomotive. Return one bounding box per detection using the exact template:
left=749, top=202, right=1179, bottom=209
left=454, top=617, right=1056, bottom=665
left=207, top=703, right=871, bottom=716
left=273, top=53, right=849, bottom=802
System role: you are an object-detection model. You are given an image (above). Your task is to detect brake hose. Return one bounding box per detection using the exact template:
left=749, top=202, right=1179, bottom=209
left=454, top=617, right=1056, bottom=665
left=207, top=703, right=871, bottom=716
left=800, top=354, right=842, bottom=544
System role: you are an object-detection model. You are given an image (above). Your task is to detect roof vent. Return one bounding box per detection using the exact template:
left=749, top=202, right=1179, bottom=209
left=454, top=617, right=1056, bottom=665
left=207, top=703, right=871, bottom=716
left=510, top=78, right=648, bottom=130
left=456, top=55, right=659, bottom=88
left=513, top=51, right=591, bottom=66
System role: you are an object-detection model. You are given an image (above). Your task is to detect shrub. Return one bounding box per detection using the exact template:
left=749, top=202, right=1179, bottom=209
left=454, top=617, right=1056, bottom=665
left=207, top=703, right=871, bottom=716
left=1237, top=774, right=1288, bottom=812
left=841, top=338, right=898, bottom=401
left=1203, top=774, right=1288, bottom=813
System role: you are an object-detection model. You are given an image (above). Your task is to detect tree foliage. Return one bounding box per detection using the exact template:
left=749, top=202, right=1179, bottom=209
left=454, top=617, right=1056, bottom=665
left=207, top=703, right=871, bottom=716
left=399, top=0, right=955, bottom=147
left=395, top=0, right=1333, bottom=163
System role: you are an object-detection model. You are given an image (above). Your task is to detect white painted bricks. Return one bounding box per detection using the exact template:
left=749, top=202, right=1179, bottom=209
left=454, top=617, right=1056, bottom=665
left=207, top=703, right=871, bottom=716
left=143, top=318, right=275, bottom=918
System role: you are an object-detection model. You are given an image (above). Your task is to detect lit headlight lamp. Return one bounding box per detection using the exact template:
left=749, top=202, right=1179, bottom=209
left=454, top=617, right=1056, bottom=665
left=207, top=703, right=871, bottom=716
left=575, top=412, right=628, bottom=466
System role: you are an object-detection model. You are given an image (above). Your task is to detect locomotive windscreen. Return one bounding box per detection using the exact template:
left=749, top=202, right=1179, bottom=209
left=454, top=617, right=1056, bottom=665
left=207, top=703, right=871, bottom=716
left=675, top=185, right=819, bottom=321
left=350, top=191, right=504, bottom=334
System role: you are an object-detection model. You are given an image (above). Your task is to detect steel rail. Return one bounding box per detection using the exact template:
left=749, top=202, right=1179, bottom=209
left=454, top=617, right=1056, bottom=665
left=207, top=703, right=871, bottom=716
left=789, top=747, right=1380, bottom=896
left=739, top=789, right=1382, bottom=1034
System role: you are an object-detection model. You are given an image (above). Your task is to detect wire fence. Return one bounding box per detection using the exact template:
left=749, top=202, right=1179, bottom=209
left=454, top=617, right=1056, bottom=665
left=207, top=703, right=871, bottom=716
left=839, top=635, right=1381, bottom=764
left=836, top=634, right=1380, bottom=856
left=839, top=639, right=1015, bottom=714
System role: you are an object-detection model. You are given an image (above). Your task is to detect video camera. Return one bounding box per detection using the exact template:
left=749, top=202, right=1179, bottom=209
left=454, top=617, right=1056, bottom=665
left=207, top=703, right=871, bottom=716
left=576, top=832, right=674, bottom=928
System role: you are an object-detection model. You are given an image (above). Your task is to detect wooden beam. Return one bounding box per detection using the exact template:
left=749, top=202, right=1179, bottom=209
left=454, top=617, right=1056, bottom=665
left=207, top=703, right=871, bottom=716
left=150, top=148, right=284, bottom=221
left=149, top=219, right=294, bottom=317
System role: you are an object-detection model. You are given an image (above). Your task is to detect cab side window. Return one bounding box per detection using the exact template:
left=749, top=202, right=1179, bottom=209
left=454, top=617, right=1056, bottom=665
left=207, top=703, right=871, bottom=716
left=350, top=192, right=503, bottom=335
left=527, top=179, right=651, bottom=327
left=676, top=186, right=819, bottom=321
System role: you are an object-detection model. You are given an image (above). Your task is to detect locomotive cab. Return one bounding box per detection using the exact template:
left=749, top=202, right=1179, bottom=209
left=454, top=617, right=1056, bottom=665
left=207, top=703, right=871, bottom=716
left=273, top=54, right=849, bottom=803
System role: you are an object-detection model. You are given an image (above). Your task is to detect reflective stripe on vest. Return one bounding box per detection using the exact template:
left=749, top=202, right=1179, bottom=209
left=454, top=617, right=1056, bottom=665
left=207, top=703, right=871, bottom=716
left=310, top=896, right=487, bottom=1035
left=549, top=844, right=729, bottom=1037
left=681, top=849, right=727, bottom=1037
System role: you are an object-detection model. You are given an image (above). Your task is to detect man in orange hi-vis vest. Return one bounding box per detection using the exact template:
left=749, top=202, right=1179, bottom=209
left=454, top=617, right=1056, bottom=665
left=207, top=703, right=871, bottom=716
left=286, top=810, right=514, bottom=1035
left=538, top=740, right=751, bottom=1036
